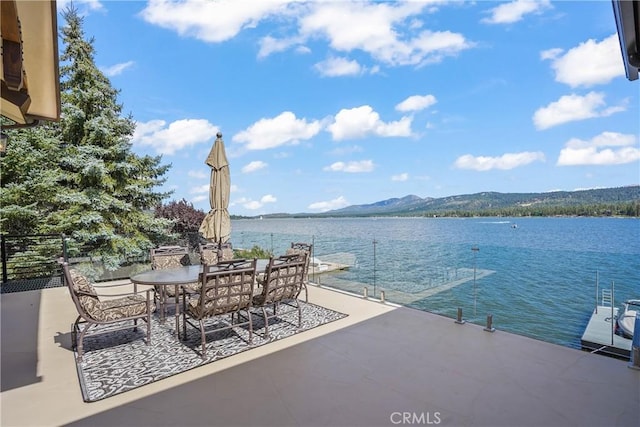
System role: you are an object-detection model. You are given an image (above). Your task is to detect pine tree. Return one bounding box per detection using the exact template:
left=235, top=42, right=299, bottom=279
left=0, top=7, right=173, bottom=269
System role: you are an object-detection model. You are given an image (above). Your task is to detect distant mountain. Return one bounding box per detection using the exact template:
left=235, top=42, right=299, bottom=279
left=316, top=186, right=640, bottom=217
left=327, top=194, right=429, bottom=215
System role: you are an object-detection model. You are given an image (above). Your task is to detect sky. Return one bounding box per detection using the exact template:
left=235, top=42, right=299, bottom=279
left=58, top=0, right=639, bottom=216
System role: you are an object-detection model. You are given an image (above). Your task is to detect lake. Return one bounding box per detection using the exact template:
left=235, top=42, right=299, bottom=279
left=230, top=216, right=640, bottom=349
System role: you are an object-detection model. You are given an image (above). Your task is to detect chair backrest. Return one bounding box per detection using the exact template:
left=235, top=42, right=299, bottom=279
left=288, top=242, right=312, bottom=254
left=286, top=242, right=312, bottom=280
left=257, top=253, right=307, bottom=305
left=193, top=258, right=257, bottom=319
left=61, top=262, right=100, bottom=321
left=151, top=246, right=189, bottom=270
left=199, top=242, right=234, bottom=265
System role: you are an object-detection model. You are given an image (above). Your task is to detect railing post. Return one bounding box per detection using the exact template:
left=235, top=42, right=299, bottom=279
left=455, top=307, right=465, bottom=324
left=1, top=234, right=7, bottom=283
left=62, top=234, right=69, bottom=262
left=629, top=314, right=640, bottom=370
left=484, top=314, right=496, bottom=332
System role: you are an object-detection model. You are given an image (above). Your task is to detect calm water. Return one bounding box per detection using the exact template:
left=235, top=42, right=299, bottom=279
left=231, top=217, right=640, bottom=349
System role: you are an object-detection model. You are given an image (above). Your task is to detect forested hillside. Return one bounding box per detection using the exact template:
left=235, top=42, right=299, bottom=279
left=307, top=186, right=640, bottom=217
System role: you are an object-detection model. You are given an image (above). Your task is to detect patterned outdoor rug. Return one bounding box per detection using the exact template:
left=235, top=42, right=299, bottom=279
left=75, top=302, right=347, bottom=402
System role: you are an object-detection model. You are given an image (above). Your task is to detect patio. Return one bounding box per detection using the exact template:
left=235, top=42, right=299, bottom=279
left=1, top=281, right=639, bottom=426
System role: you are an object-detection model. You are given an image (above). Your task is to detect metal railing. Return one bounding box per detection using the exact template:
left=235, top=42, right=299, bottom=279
left=0, top=231, right=211, bottom=289
left=1, top=233, right=64, bottom=283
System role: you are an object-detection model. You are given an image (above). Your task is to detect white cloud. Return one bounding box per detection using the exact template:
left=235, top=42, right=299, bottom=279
left=482, top=0, right=551, bottom=24
left=234, top=194, right=277, bottom=210
left=323, top=160, right=375, bottom=173
left=233, top=112, right=322, bottom=150
left=308, top=196, right=349, bottom=212
left=102, top=61, right=135, bottom=77
left=533, top=92, right=625, bottom=130
left=242, top=161, right=268, bottom=173
left=57, top=0, right=104, bottom=13
left=557, top=132, right=640, bottom=166
left=132, top=119, right=218, bottom=155
left=141, top=1, right=473, bottom=69
left=396, top=94, right=437, bottom=112
left=140, top=0, right=291, bottom=43
left=327, top=105, right=413, bottom=140
left=191, top=195, right=207, bottom=203
left=285, top=2, right=472, bottom=66
left=258, top=35, right=302, bottom=59
left=188, top=170, right=208, bottom=179
left=329, top=145, right=363, bottom=156
left=454, top=151, right=545, bottom=171
left=244, top=201, right=262, bottom=210
left=190, top=184, right=210, bottom=194
left=314, top=2, right=472, bottom=66
left=392, top=173, right=409, bottom=182
left=540, top=48, right=563, bottom=61
left=542, top=34, right=624, bottom=88
left=314, top=56, right=364, bottom=77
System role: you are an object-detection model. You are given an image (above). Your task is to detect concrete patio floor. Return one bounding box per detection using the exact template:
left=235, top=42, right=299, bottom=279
left=1, top=282, right=638, bottom=426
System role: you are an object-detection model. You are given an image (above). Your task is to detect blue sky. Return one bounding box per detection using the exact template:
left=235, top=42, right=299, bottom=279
left=60, top=0, right=639, bottom=216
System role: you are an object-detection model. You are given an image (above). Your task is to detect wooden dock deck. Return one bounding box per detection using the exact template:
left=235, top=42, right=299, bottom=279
left=581, top=305, right=632, bottom=359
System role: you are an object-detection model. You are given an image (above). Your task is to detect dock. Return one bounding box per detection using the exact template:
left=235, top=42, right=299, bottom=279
left=581, top=305, right=632, bottom=359
left=308, top=252, right=353, bottom=275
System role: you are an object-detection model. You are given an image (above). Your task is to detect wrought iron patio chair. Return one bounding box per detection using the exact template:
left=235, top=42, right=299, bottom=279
left=199, top=242, right=234, bottom=265
left=62, top=262, right=154, bottom=362
left=252, top=253, right=307, bottom=339
left=150, top=245, right=194, bottom=318
left=285, top=242, right=313, bottom=302
left=182, top=258, right=257, bottom=359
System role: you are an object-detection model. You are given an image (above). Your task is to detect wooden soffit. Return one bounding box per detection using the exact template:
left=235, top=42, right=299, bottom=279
left=1, top=0, right=60, bottom=128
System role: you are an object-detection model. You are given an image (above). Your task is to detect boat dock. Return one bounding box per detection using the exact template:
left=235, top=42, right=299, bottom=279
left=581, top=305, right=632, bottom=359
left=306, top=252, right=354, bottom=276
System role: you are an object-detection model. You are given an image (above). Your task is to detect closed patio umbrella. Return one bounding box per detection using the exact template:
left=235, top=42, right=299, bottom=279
left=199, top=132, right=231, bottom=247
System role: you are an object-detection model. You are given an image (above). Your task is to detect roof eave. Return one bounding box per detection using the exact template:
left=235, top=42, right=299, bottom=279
left=1, top=0, right=60, bottom=128
left=612, top=0, right=640, bottom=81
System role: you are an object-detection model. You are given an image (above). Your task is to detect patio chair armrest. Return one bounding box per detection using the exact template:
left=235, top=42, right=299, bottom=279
left=93, top=281, right=139, bottom=290
left=99, top=289, right=154, bottom=308
left=95, top=281, right=159, bottom=295
left=76, top=289, right=99, bottom=297
left=94, top=288, right=154, bottom=298
left=181, top=286, right=198, bottom=295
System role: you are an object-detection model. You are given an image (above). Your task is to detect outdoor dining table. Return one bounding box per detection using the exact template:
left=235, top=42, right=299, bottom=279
left=129, top=260, right=270, bottom=335
left=130, top=264, right=201, bottom=336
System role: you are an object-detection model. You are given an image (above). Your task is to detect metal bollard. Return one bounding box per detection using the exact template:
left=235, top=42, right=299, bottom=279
left=629, top=315, right=640, bottom=370
left=484, top=314, right=496, bottom=332
left=630, top=347, right=640, bottom=370
left=455, top=307, right=465, bottom=324
left=363, top=287, right=368, bottom=299
left=380, top=291, right=385, bottom=303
